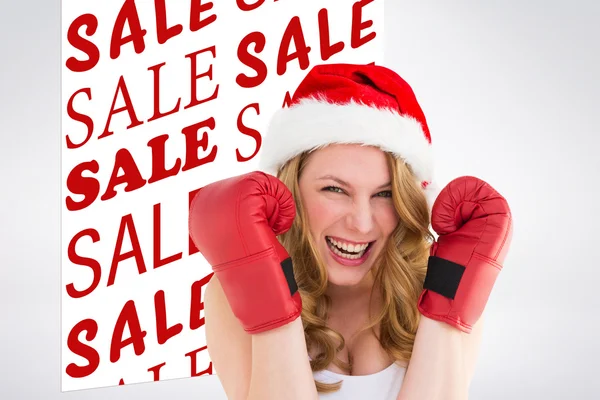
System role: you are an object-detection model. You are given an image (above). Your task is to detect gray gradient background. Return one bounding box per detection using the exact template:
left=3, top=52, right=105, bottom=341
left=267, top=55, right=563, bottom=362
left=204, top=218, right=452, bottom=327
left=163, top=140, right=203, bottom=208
left=1, top=0, right=599, bottom=399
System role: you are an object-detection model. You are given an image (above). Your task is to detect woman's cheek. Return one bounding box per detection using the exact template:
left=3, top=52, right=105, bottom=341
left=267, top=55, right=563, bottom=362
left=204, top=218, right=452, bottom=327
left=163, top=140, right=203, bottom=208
left=375, top=202, right=400, bottom=233
left=312, top=198, right=334, bottom=221
left=302, top=197, right=326, bottom=229
left=306, top=197, right=344, bottom=228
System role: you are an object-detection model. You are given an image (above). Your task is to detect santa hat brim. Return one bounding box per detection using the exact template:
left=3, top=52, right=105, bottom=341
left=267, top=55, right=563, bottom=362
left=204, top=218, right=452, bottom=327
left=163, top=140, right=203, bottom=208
left=258, top=98, right=436, bottom=204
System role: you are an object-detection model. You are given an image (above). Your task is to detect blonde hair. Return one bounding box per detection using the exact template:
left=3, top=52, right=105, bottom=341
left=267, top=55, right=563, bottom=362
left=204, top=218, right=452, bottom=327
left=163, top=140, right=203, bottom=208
left=277, top=148, right=434, bottom=393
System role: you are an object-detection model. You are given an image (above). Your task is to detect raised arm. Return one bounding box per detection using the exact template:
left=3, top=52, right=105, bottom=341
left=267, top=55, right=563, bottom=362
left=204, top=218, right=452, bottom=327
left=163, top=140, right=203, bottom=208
left=190, top=171, right=319, bottom=400
left=205, top=276, right=317, bottom=400
left=397, top=314, right=484, bottom=400
left=399, top=176, right=512, bottom=399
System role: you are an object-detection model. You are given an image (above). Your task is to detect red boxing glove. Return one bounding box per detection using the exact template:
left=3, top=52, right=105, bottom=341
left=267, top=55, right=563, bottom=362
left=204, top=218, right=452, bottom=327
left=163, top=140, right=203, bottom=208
left=189, top=171, right=302, bottom=334
left=418, top=176, right=513, bottom=333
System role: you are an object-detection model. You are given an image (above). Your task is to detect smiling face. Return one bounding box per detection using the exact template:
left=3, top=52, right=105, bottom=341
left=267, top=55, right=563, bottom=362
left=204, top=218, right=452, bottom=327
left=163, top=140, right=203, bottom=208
left=298, top=144, right=400, bottom=288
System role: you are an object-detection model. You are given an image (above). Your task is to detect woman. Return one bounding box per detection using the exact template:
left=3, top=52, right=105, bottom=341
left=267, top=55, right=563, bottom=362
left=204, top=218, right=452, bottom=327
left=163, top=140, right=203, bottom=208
left=189, top=63, right=513, bottom=399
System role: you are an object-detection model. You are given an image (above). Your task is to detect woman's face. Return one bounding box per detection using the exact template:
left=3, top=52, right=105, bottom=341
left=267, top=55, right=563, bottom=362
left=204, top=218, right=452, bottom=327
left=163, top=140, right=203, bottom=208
left=298, top=144, right=399, bottom=287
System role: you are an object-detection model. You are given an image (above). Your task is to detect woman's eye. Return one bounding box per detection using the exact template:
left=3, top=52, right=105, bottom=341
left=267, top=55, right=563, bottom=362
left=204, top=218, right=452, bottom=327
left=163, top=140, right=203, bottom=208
left=375, top=190, right=393, bottom=198
left=323, top=186, right=344, bottom=193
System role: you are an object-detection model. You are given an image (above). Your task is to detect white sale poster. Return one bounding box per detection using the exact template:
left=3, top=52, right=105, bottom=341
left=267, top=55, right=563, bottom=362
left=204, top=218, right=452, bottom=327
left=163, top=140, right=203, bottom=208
left=61, top=0, right=384, bottom=391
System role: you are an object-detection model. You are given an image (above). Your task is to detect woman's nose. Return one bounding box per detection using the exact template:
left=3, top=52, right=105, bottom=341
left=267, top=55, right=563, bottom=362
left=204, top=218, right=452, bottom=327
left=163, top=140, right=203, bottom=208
left=346, top=199, right=375, bottom=234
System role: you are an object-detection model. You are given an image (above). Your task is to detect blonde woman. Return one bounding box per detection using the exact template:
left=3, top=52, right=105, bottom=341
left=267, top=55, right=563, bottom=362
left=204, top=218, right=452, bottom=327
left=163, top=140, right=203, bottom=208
left=189, top=63, right=513, bottom=400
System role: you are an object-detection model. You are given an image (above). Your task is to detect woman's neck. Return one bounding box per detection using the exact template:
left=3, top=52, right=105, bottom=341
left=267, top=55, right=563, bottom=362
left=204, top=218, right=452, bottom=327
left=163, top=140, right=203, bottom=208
left=327, top=274, right=372, bottom=296
left=325, top=272, right=379, bottom=313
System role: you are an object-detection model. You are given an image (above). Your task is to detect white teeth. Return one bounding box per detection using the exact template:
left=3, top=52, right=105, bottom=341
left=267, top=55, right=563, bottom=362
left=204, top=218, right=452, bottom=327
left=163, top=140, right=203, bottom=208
left=332, top=245, right=362, bottom=259
left=326, top=237, right=370, bottom=259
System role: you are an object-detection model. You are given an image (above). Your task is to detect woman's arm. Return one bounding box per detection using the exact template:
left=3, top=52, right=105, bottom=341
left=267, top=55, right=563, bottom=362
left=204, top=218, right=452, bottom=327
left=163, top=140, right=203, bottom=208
left=248, top=317, right=318, bottom=399
left=204, top=277, right=251, bottom=399
left=192, top=172, right=319, bottom=399
left=398, top=175, right=510, bottom=399
left=205, top=276, right=319, bottom=400
left=396, top=314, right=484, bottom=400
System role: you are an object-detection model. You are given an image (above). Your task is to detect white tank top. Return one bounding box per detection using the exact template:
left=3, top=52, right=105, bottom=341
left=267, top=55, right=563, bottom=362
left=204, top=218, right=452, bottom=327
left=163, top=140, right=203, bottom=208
left=312, top=362, right=406, bottom=400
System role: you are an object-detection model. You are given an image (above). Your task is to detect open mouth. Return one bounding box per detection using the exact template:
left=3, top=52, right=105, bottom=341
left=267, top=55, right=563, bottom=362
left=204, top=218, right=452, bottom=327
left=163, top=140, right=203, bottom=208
left=326, top=236, right=374, bottom=260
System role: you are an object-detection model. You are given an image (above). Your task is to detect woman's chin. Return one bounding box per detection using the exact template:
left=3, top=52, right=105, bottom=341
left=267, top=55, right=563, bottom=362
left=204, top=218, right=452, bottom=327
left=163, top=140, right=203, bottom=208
left=326, top=265, right=371, bottom=288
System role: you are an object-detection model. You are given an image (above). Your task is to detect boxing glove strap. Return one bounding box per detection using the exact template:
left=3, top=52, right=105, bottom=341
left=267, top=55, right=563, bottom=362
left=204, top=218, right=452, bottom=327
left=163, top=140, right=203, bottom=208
left=423, top=256, right=465, bottom=299
left=281, top=257, right=298, bottom=296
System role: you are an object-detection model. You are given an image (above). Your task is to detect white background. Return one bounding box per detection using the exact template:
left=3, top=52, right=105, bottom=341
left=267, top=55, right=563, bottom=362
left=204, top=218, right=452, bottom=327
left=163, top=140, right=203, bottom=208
left=1, top=0, right=599, bottom=399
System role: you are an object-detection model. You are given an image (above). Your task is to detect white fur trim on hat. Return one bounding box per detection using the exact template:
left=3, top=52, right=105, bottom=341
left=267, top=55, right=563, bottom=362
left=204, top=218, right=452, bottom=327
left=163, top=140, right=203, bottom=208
left=258, top=98, right=433, bottom=186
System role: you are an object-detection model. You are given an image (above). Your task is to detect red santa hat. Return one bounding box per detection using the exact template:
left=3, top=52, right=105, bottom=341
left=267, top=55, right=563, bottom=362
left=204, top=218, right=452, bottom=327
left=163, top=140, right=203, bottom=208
left=258, top=63, right=437, bottom=205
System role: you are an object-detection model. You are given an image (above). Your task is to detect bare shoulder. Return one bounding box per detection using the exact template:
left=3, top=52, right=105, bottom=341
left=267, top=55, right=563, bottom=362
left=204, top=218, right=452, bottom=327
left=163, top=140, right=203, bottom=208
left=204, top=275, right=252, bottom=400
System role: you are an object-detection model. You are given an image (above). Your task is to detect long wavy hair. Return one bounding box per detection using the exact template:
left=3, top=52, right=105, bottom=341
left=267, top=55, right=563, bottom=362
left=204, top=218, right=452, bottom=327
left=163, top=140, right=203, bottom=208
left=276, top=148, right=434, bottom=393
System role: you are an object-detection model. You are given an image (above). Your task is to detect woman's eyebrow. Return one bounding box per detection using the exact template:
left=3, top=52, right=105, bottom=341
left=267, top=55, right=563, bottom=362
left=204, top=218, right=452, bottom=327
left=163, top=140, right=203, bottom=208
left=318, top=175, right=391, bottom=189
left=317, top=175, right=349, bottom=186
